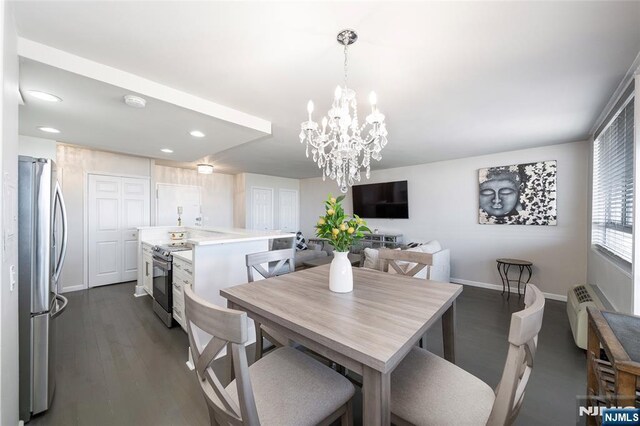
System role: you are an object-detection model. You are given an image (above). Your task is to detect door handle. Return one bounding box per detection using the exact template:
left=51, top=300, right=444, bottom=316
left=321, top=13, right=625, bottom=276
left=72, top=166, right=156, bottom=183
left=50, top=294, right=68, bottom=319
left=53, top=181, right=68, bottom=284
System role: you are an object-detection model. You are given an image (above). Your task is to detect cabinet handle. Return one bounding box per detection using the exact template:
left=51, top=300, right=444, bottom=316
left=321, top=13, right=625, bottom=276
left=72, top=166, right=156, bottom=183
left=183, top=279, right=189, bottom=285
left=175, top=264, right=181, bottom=269
left=146, top=262, right=149, bottom=277
left=184, top=268, right=191, bottom=274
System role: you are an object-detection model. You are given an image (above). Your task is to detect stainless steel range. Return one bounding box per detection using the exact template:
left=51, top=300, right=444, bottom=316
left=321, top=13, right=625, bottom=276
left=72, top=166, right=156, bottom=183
left=152, top=242, right=191, bottom=327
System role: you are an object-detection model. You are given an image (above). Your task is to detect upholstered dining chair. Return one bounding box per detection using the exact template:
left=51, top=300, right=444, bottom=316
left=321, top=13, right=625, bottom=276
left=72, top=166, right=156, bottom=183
left=183, top=285, right=355, bottom=426
left=246, top=248, right=295, bottom=361
left=390, top=284, right=546, bottom=426
left=377, top=248, right=434, bottom=279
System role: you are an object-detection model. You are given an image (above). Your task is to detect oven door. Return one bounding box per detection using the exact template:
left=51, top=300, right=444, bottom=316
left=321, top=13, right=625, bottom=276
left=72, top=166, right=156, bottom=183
left=152, top=257, right=172, bottom=312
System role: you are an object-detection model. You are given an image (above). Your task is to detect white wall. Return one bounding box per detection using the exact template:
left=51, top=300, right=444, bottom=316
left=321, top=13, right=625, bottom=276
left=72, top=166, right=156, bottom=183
left=234, top=173, right=300, bottom=230
left=300, top=141, right=589, bottom=299
left=56, top=144, right=153, bottom=292
left=234, top=173, right=246, bottom=227
left=18, top=135, right=57, bottom=160
left=0, top=2, right=20, bottom=424
left=154, top=165, right=234, bottom=228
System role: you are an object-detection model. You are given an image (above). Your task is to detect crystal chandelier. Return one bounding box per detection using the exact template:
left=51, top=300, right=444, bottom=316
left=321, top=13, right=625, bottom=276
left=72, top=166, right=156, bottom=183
left=300, top=29, right=387, bottom=193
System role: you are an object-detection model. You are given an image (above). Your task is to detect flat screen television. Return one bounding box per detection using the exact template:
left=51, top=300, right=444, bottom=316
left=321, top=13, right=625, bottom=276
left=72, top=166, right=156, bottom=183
left=352, top=180, right=409, bottom=219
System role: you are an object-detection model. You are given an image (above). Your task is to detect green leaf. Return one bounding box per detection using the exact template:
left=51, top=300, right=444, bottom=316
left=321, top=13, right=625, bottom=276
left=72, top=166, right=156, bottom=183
left=336, top=195, right=345, bottom=203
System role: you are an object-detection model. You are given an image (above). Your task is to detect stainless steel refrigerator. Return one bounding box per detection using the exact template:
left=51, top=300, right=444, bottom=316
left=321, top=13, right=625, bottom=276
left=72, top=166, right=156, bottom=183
left=18, top=156, right=68, bottom=422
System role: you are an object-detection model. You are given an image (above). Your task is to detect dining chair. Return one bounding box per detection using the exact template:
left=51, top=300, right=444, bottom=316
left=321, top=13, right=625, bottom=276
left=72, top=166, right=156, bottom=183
left=390, top=284, right=546, bottom=426
left=378, top=248, right=434, bottom=279
left=183, top=285, right=355, bottom=426
left=378, top=248, right=434, bottom=349
left=246, top=248, right=295, bottom=361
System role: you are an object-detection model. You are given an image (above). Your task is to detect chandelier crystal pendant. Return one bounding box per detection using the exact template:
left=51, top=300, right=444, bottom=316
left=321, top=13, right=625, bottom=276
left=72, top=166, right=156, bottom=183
left=300, top=29, right=387, bottom=193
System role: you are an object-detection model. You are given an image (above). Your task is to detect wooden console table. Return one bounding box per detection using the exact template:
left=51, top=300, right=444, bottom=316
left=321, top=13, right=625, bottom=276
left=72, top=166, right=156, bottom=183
left=586, top=307, right=640, bottom=425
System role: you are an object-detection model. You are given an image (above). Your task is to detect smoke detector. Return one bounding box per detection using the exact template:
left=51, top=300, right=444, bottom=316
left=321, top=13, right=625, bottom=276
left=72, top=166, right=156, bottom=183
left=123, top=94, right=146, bottom=108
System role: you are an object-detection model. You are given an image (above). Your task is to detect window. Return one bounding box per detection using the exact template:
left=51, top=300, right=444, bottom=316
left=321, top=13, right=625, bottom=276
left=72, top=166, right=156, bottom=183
left=592, top=86, right=635, bottom=263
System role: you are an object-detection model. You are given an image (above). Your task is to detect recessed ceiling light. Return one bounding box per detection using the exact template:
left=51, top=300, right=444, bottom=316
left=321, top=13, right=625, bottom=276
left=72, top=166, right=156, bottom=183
left=190, top=130, right=205, bottom=138
left=27, top=90, right=62, bottom=102
left=161, top=148, right=173, bottom=153
left=37, top=126, right=60, bottom=134
left=197, top=164, right=214, bottom=174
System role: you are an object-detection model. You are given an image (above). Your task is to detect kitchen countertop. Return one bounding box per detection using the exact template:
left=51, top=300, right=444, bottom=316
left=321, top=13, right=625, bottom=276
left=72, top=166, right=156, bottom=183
left=188, top=230, right=293, bottom=246
left=138, top=226, right=294, bottom=246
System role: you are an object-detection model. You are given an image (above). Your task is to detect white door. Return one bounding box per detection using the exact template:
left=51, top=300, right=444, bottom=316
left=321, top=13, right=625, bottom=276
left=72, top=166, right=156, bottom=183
left=88, top=174, right=149, bottom=287
left=251, top=187, right=273, bottom=231
left=88, top=175, right=122, bottom=287
left=278, top=189, right=299, bottom=232
left=121, top=178, right=150, bottom=282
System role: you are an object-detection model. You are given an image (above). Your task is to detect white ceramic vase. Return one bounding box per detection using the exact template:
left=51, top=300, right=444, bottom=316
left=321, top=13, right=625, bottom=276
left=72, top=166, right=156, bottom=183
left=329, top=251, right=353, bottom=293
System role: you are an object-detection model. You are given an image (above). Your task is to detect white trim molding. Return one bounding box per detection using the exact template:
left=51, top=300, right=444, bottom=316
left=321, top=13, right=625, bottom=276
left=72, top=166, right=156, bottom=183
left=451, top=277, right=568, bottom=302
left=59, top=284, right=86, bottom=294
left=18, top=37, right=272, bottom=135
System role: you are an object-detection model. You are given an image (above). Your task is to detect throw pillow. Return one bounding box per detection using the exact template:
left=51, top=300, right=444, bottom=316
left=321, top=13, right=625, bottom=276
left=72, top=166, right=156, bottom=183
left=363, top=247, right=401, bottom=271
left=363, top=247, right=380, bottom=270
left=295, top=231, right=308, bottom=251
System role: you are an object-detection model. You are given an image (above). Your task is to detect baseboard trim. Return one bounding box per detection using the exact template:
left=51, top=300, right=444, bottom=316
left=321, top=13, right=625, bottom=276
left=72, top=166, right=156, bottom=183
left=451, top=277, right=567, bottom=302
left=60, top=284, right=86, bottom=294
left=134, top=285, right=148, bottom=298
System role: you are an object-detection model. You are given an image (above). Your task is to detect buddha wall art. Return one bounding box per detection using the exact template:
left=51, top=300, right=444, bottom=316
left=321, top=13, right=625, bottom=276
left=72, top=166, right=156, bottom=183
left=478, top=160, right=557, bottom=225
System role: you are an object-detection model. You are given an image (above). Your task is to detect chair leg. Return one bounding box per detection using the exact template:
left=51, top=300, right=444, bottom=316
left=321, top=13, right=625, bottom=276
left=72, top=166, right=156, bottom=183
left=341, top=400, right=353, bottom=426
left=255, top=321, right=264, bottom=362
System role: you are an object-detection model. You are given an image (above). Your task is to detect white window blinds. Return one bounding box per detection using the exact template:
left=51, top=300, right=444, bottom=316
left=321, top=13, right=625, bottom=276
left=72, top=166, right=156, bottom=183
left=592, top=89, right=635, bottom=263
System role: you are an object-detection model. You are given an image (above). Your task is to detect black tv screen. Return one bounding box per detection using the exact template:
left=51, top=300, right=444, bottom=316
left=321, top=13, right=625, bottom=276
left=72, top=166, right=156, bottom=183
left=352, top=181, right=409, bottom=219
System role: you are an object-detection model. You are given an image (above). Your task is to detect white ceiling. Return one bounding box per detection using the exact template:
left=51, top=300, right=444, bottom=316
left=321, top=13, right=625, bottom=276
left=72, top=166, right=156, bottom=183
left=12, top=1, right=640, bottom=178
left=18, top=58, right=267, bottom=164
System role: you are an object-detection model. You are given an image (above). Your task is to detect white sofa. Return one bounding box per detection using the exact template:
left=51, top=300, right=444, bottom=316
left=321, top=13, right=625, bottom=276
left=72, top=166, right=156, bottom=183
left=361, top=240, right=451, bottom=283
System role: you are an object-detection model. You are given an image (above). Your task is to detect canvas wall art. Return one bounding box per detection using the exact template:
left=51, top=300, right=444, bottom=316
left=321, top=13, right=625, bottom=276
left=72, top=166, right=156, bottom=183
left=478, top=160, right=557, bottom=225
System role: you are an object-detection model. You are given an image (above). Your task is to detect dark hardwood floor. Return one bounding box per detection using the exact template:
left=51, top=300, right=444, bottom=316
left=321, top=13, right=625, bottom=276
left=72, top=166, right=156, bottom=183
left=29, top=281, right=585, bottom=426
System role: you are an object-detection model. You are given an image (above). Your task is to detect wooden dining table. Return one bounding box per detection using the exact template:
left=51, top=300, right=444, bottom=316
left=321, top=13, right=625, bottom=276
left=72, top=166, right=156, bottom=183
left=220, top=264, right=463, bottom=426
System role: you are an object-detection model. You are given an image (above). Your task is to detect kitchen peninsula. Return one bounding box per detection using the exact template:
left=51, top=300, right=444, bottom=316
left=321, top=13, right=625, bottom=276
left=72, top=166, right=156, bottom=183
left=136, top=226, right=294, bottom=331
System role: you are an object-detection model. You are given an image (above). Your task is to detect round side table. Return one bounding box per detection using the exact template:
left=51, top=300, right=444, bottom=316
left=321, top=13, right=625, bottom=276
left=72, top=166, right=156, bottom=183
left=496, top=258, right=533, bottom=299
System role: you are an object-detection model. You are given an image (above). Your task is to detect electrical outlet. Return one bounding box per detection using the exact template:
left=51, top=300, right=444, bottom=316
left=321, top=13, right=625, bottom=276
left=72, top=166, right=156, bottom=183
left=9, top=265, right=16, bottom=291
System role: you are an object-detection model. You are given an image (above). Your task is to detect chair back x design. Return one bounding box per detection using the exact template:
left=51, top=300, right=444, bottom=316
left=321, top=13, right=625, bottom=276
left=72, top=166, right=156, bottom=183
left=183, top=285, right=259, bottom=425
left=378, top=248, right=434, bottom=279
left=246, top=248, right=295, bottom=361
left=246, top=248, right=295, bottom=282
left=487, top=284, right=545, bottom=425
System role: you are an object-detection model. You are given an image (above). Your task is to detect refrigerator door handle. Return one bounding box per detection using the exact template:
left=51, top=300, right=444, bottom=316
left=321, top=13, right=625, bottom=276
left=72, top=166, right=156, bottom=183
left=53, top=181, right=68, bottom=284
left=50, top=294, right=68, bottom=319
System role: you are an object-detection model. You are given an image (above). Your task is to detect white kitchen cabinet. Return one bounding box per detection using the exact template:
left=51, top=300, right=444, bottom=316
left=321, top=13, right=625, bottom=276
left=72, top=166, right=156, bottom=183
left=172, top=253, right=193, bottom=332
left=142, top=243, right=153, bottom=297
